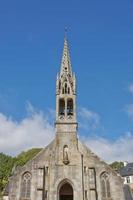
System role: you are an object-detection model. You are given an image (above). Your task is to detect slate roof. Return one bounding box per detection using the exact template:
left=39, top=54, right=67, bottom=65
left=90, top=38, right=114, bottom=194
left=120, top=163, right=133, bottom=177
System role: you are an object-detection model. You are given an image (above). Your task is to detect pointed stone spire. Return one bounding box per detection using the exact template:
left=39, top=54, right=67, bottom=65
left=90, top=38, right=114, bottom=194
left=60, top=37, right=72, bottom=76
left=56, top=35, right=77, bottom=127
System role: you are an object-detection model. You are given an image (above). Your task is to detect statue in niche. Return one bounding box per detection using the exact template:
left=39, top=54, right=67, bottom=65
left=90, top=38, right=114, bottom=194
left=63, top=145, right=69, bottom=165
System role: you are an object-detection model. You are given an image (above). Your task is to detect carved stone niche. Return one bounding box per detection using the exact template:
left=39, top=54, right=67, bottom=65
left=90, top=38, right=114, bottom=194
left=63, top=145, right=69, bottom=165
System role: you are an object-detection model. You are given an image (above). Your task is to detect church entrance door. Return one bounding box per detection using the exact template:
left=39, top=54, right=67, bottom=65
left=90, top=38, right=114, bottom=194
left=59, top=182, right=73, bottom=200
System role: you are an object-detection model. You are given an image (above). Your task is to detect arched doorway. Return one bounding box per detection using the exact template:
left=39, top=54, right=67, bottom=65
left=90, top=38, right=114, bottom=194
left=59, top=182, right=73, bottom=200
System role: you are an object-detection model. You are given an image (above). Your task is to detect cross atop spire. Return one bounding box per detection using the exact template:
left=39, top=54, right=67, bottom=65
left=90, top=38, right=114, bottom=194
left=60, top=36, right=72, bottom=76
left=64, top=27, right=68, bottom=39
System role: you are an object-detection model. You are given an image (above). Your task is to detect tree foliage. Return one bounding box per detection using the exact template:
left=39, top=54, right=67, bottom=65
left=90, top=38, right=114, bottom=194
left=0, top=148, right=42, bottom=196
left=110, top=161, right=124, bottom=170
left=15, top=148, right=42, bottom=166
left=0, top=153, right=15, bottom=195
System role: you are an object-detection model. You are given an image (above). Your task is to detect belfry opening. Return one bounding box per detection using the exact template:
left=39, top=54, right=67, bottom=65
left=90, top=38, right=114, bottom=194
left=59, top=182, right=73, bottom=200
left=67, top=99, right=73, bottom=116
left=59, top=99, right=65, bottom=116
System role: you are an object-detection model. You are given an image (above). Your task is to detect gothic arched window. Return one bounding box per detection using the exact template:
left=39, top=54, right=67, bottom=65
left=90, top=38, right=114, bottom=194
left=101, top=179, right=106, bottom=198
left=100, top=172, right=111, bottom=199
left=67, top=99, right=73, bottom=116
left=20, top=172, right=31, bottom=199
left=59, top=99, right=65, bottom=116
left=106, top=179, right=111, bottom=198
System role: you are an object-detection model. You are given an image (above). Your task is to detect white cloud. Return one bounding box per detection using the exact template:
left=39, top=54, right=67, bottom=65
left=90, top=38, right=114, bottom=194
left=79, top=108, right=133, bottom=163
left=0, top=104, right=133, bottom=163
left=128, top=83, right=133, bottom=94
left=82, top=132, right=133, bottom=163
left=78, top=107, right=101, bottom=131
left=0, top=104, right=54, bottom=156
left=124, top=104, right=133, bottom=120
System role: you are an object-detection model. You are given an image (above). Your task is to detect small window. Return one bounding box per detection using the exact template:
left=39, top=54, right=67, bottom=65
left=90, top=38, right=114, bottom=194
left=126, top=176, right=130, bottom=183
left=65, top=83, right=67, bottom=94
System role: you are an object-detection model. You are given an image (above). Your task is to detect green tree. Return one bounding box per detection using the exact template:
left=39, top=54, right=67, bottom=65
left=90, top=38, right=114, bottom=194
left=15, top=148, right=42, bottom=166
left=0, top=148, right=42, bottom=196
left=110, top=161, right=124, bottom=170
left=0, top=153, right=15, bottom=195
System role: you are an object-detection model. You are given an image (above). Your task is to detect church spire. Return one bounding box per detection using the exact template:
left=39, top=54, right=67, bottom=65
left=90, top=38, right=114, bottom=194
left=55, top=36, right=77, bottom=126
left=60, top=37, right=72, bottom=76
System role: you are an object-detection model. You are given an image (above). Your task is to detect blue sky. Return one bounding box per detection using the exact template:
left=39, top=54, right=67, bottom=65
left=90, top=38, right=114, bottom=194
left=0, top=0, right=133, bottom=162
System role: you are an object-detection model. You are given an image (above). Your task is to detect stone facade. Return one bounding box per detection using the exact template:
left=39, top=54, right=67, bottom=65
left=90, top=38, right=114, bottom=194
left=8, top=37, right=125, bottom=200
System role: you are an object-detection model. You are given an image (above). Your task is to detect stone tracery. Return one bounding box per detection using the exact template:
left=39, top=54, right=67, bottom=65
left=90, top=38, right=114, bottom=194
left=20, top=172, right=31, bottom=199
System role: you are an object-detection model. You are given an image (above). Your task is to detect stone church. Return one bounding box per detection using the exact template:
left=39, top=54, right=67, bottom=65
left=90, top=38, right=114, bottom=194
left=8, top=37, right=125, bottom=200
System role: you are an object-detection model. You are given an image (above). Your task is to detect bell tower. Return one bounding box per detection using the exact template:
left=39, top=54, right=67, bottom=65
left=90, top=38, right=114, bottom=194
left=55, top=36, right=77, bottom=133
